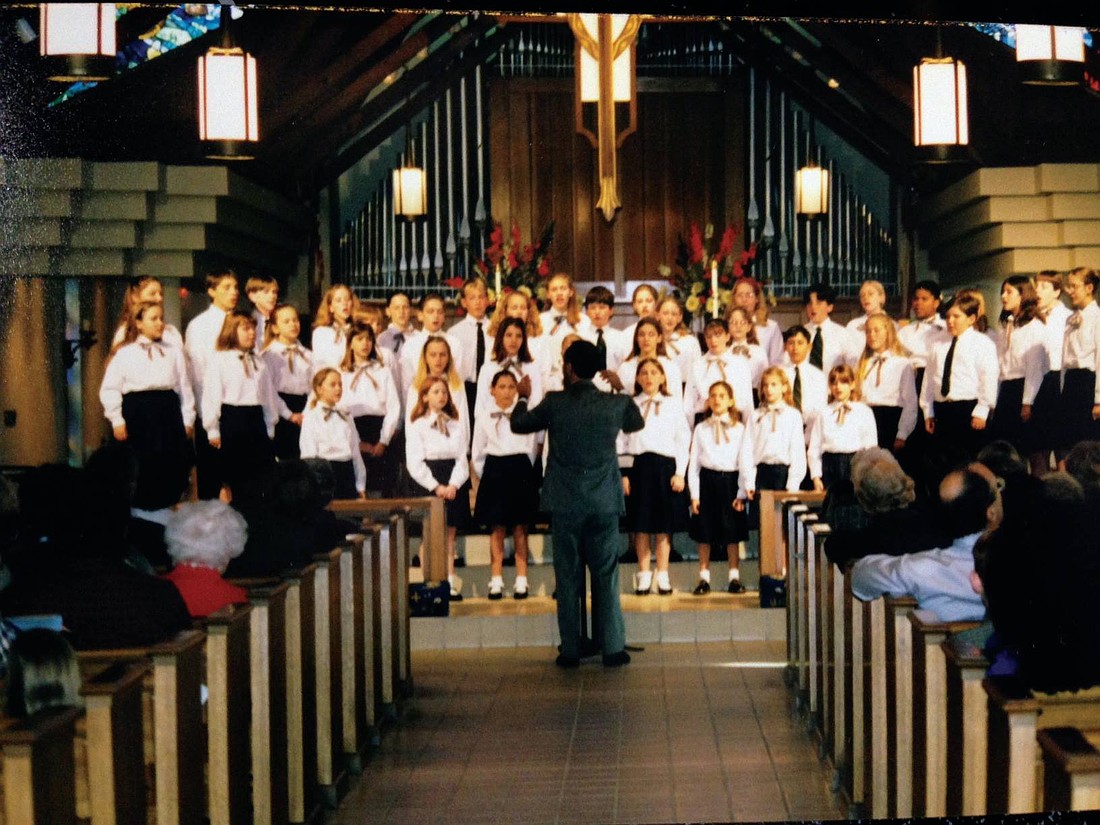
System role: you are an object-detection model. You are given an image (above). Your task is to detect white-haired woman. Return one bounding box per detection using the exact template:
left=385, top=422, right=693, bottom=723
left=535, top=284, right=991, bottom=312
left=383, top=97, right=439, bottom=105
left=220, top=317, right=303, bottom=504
left=162, top=500, right=248, bottom=618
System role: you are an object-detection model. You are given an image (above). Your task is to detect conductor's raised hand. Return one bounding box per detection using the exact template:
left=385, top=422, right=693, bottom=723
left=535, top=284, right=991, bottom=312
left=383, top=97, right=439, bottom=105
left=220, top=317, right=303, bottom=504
left=516, top=374, right=532, bottom=399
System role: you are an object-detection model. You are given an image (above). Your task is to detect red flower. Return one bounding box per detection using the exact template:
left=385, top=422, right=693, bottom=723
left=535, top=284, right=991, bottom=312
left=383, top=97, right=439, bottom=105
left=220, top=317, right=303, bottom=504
left=537, top=260, right=551, bottom=277
left=489, top=224, right=503, bottom=247
left=507, top=251, right=519, bottom=269
left=717, top=226, right=737, bottom=261
left=510, top=222, right=522, bottom=250
left=521, top=244, right=534, bottom=264
left=733, top=261, right=744, bottom=278
left=688, top=223, right=705, bottom=266
left=443, top=276, right=465, bottom=289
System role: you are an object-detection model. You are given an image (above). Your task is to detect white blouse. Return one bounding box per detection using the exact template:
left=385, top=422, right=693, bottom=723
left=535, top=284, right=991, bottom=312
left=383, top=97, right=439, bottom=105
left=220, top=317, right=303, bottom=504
left=1043, top=302, right=1071, bottom=371
left=620, top=393, right=691, bottom=475
left=683, top=351, right=755, bottom=425
left=995, top=317, right=1049, bottom=404
left=311, top=323, right=351, bottom=372
left=99, top=336, right=195, bottom=429
left=687, top=415, right=756, bottom=501
left=201, top=349, right=280, bottom=441
left=1062, top=302, right=1100, bottom=403
left=751, top=403, right=807, bottom=491
left=404, top=412, right=471, bottom=491
left=340, top=360, right=401, bottom=446
left=183, top=305, right=230, bottom=402
left=263, top=341, right=314, bottom=397
left=404, top=377, right=469, bottom=430
left=664, top=330, right=703, bottom=384
left=807, top=401, right=878, bottom=480
left=757, top=318, right=785, bottom=366
left=113, top=322, right=183, bottom=351
left=298, top=404, right=366, bottom=493
left=474, top=356, right=544, bottom=421
left=728, top=340, right=769, bottom=390
left=897, top=316, right=949, bottom=373
left=858, top=350, right=918, bottom=441
left=471, top=402, right=539, bottom=477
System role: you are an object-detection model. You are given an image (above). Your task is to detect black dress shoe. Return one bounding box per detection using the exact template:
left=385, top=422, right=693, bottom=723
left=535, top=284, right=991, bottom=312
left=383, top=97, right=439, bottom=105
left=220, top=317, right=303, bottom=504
left=411, top=554, right=421, bottom=567
left=727, top=579, right=744, bottom=594
left=449, top=588, right=463, bottom=602
left=657, top=585, right=673, bottom=596
left=556, top=654, right=580, bottom=669
left=602, top=651, right=631, bottom=667
left=513, top=588, right=528, bottom=600
left=692, top=580, right=711, bottom=596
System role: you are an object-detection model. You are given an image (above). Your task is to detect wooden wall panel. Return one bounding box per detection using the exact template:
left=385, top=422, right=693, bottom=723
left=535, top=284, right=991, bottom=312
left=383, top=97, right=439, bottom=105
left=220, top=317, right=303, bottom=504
left=488, top=76, right=745, bottom=290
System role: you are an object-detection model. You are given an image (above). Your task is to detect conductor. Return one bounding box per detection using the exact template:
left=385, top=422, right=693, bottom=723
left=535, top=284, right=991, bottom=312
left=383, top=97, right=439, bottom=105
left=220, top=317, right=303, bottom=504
left=511, top=340, right=644, bottom=667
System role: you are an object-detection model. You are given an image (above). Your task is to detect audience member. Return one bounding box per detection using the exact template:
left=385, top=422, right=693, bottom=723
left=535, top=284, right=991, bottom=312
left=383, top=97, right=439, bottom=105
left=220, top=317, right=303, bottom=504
left=163, top=500, right=248, bottom=618
left=849, top=462, right=1000, bottom=621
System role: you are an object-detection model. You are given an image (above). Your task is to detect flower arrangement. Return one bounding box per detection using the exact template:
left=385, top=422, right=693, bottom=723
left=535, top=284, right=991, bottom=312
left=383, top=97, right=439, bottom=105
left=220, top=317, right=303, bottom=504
left=446, top=220, right=555, bottom=306
left=661, top=223, right=760, bottom=318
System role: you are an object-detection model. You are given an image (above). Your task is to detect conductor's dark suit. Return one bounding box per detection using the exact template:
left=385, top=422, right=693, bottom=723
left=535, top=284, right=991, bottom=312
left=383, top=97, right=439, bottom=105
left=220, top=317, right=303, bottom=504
left=511, top=378, right=644, bottom=658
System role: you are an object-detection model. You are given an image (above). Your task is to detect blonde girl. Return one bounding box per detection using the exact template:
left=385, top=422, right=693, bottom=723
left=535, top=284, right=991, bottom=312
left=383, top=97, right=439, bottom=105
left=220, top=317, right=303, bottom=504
left=299, top=368, right=366, bottom=500
left=99, top=300, right=195, bottom=510
left=621, top=358, right=691, bottom=595
left=262, top=303, right=312, bottom=460
left=856, top=313, right=917, bottom=451
left=726, top=306, right=769, bottom=400
left=405, top=376, right=471, bottom=599
left=808, top=365, right=878, bottom=491
left=112, top=275, right=184, bottom=350
left=748, top=367, right=807, bottom=528
left=657, top=295, right=702, bottom=383
left=846, top=280, right=896, bottom=335
left=687, top=380, right=755, bottom=595
left=311, top=284, right=358, bottom=370
left=622, top=283, right=659, bottom=344
left=732, top=277, right=783, bottom=365
left=404, top=335, right=469, bottom=427
left=341, top=321, right=401, bottom=496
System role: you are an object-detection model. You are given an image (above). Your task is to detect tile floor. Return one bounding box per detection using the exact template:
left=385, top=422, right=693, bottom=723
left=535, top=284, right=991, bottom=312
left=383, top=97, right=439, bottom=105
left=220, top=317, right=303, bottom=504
left=332, top=641, right=845, bottom=824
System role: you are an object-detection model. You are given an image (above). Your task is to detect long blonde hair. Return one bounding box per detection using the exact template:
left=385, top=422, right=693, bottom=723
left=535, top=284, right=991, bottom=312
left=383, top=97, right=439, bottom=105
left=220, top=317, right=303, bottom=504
left=412, top=335, right=463, bottom=392
left=312, top=284, right=357, bottom=329
left=759, top=365, right=793, bottom=407
left=855, top=313, right=905, bottom=394
left=489, top=291, right=544, bottom=338
left=547, top=272, right=582, bottom=328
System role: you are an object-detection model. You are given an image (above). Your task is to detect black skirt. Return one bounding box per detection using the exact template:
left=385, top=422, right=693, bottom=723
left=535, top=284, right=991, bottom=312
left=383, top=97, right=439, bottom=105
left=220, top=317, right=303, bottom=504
left=273, top=392, right=307, bottom=461
left=120, top=389, right=193, bottom=510
left=689, top=468, right=746, bottom=552
left=932, top=399, right=984, bottom=461
left=330, top=459, right=358, bottom=500
left=821, top=451, right=855, bottom=489
left=218, top=404, right=275, bottom=491
left=747, top=462, right=789, bottom=530
left=1030, top=370, right=1062, bottom=451
left=870, top=405, right=903, bottom=451
left=416, top=458, right=471, bottom=530
left=474, top=453, right=538, bottom=529
left=1056, top=369, right=1100, bottom=450
left=354, top=414, right=398, bottom=495
left=990, top=377, right=1033, bottom=454
left=624, top=452, right=689, bottom=534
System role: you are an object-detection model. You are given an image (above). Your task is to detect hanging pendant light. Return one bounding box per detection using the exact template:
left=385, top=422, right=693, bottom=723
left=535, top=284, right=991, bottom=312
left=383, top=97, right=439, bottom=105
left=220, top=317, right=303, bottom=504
left=393, top=126, right=427, bottom=220
left=796, top=163, right=830, bottom=216
left=39, top=3, right=116, bottom=82
left=197, top=45, right=259, bottom=160
left=913, top=54, right=969, bottom=164
left=1016, top=25, right=1085, bottom=85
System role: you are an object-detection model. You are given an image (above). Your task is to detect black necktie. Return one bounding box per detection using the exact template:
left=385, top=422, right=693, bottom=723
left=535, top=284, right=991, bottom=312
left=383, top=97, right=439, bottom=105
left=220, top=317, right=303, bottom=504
left=793, top=366, right=803, bottom=411
left=475, top=321, right=485, bottom=375
left=595, top=328, right=606, bottom=356
left=941, top=337, right=958, bottom=397
left=394, top=332, right=405, bottom=354
left=810, top=328, right=824, bottom=369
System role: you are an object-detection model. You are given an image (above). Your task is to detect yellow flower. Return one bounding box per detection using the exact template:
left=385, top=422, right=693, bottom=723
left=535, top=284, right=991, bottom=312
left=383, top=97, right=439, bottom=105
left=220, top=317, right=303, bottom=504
left=690, top=281, right=704, bottom=296
left=657, top=263, right=672, bottom=277
left=536, top=286, right=547, bottom=302
left=685, top=295, right=701, bottom=314
left=705, top=296, right=718, bottom=315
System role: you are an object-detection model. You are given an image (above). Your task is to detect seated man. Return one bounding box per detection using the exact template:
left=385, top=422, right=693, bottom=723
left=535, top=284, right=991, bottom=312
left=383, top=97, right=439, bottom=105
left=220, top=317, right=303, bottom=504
left=849, top=461, right=1001, bottom=622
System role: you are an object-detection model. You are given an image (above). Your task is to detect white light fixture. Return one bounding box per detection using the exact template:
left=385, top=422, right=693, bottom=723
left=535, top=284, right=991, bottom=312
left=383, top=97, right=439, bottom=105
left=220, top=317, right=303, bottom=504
left=393, top=125, right=427, bottom=219
left=796, top=164, right=830, bottom=216
left=39, top=3, right=115, bottom=82
left=913, top=55, right=969, bottom=163
left=197, top=46, right=259, bottom=160
left=1016, top=24, right=1085, bottom=85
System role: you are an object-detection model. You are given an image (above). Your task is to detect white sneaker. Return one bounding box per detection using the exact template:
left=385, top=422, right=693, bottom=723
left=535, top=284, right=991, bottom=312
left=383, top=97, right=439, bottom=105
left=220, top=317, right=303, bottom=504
left=634, top=570, right=653, bottom=595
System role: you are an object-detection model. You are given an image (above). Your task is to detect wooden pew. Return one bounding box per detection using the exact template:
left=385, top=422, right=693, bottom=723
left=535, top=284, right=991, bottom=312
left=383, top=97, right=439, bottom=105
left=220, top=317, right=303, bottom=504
left=389, top=509, right=413, bottom=698
left=311, top=548, right=345, bottom=809
left=944, top=631, right=991, bottom=816
left=811, top=523, right=833, bottom=759
left=282, top=563, right=321, bottom=825
left=1038, top=726, right=1100, bottom=811
left=858, top=594, right=888, bottom=819
left=339, top=535, right=370, bottom=772
left=793, top=507, right=820, bottom=713
left=884, top=594, right=918, bottom=818
left=202, top=604, right=252, bottom=825
left=830, top=551, right=851, bottom=798
left=909, top=613, right=982, bottom=817
left=78, top=660, right=149, bottom=825
left=248, top=583, right=290, bottom=825
left=985, top=676, right=1100, bottom=814
left=0, top=707, right=83, bottom=825
left=78, top=630, right=206, bottom=825
left=329, top=496, right=445, bottom=586
left=760, top=489, right=824, bottom=580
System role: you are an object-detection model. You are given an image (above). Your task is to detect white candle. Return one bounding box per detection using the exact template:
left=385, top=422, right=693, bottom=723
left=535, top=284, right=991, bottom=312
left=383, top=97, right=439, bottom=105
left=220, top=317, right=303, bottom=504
left=710, top=259, right=719, bottom=318
left=495, top=263, right=502, bottom=299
